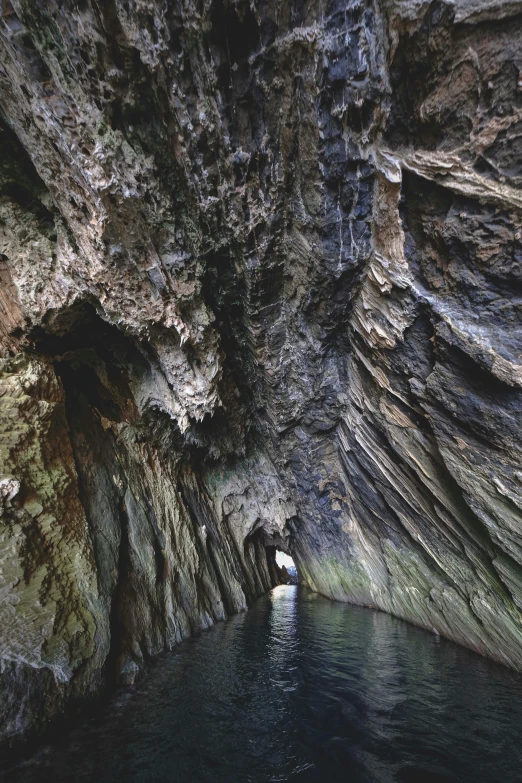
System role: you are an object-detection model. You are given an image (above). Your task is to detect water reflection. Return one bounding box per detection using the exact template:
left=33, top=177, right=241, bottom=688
left=2, top=586, right=522, bottom=782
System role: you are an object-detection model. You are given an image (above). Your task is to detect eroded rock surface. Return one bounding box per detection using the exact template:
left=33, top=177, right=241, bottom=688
left=1, top=0, right=522, bottom=743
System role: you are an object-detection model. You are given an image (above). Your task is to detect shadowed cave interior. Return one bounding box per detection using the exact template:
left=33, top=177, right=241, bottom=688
left=1, top=0, right=522, bottom=760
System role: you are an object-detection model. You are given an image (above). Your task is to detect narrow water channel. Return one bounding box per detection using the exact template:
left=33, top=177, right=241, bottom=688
left=3, top=586, right=522, bottom=782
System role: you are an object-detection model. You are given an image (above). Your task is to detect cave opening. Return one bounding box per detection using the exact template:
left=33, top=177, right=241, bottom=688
left=275, top=550, right=298, bottom=585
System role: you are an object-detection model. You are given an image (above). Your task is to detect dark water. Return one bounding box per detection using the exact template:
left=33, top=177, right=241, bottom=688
left=4, top=586, right=522, bottom=783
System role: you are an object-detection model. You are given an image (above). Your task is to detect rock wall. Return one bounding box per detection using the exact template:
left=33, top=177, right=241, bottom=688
left=1, top=0, right=522, bottom=743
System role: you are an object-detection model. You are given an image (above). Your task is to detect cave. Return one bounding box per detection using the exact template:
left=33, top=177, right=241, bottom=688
left=275, top=549, right=298, bottom=583
left=1, top=0, right=522, bottom=780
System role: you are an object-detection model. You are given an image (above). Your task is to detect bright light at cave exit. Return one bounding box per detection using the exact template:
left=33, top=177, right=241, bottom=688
left=276, top=550, right=295, bottom=569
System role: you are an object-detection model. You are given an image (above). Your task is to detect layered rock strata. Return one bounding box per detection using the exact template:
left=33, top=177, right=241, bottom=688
left=1, top=0, right=522, bottom=743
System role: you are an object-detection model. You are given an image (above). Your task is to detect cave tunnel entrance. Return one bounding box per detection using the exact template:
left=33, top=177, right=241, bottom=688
left=276, top=550, right=298, bottom=585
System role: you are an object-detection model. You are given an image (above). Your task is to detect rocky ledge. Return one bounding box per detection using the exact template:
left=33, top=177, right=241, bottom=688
left=1, top=0, right=522, bottom=745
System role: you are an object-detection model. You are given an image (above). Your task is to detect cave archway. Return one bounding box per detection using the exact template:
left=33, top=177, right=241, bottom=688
left=275, top=550, right=298, bottom=585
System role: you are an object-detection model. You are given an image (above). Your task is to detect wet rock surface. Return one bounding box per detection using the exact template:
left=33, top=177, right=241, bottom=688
left=1, top=0, right=522, bottom=744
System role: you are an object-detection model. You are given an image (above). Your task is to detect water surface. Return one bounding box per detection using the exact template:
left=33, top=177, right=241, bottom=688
left=3, top=586, right=522, bottom=782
